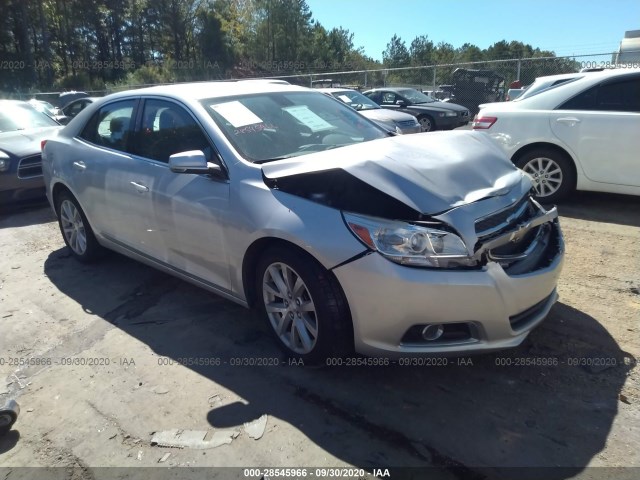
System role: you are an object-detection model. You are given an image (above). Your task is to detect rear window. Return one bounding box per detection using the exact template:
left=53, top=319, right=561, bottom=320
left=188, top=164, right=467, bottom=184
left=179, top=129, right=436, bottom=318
left=515, top=76, right=582, bottom=101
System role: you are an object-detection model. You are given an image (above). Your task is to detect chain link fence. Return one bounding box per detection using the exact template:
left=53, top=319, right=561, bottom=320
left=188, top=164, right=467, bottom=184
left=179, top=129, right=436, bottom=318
left=274, top=52, right=621, bottom=114
left=5, top=52, right=628, bottom=114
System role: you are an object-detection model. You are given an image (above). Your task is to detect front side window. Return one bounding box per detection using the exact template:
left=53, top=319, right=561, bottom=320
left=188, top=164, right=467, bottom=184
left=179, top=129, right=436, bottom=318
left=79, top=100, right=137, bottom=152
left=201, top=91, right=387, bottom=163
left=398, top=89, right=435, bottom=104
left=131, top=99, right=213, bottom=163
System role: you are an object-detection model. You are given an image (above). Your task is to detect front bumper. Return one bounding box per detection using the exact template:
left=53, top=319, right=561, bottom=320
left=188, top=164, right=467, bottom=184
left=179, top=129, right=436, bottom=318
left=333, top=221, right=564, bottom=357
left=397, top=124, right=422, bottom=135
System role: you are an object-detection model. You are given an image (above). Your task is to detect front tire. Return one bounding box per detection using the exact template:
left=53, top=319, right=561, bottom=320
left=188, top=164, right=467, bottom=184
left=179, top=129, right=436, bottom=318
left=55, top=191, right=104, bottom=262
left=255, top=247, right=353, bottom=363
left=515, top=148, right=575, bottom=203
left=418, top=115, right=435, bottom=132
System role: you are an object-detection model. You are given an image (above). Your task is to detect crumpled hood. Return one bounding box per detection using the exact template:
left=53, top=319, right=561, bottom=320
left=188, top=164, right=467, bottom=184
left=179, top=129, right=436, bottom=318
left=262, top=130, right=525, bottom=215
left=0, top=126, right=61, bottom=157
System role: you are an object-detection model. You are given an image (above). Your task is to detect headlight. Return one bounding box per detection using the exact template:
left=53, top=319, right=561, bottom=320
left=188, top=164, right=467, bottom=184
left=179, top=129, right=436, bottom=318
left=343, top=212, right=476, bottom=268
left=444, top=112, right=458, bottom=117
left=0, top=151, right=10, bottom=172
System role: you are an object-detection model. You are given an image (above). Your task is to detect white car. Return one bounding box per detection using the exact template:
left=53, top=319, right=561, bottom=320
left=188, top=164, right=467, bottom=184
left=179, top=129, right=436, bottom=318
left=473, top=68, right=640, bottom=202
left=513, top=72, right=584, bottom=102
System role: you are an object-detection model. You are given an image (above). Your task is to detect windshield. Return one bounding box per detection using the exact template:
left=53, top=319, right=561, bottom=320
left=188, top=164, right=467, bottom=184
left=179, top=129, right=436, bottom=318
left=201, top=91, right=387, bottom=163
left=399, top=89, right=436, bottom=104
left=29, top=100, right=57, bottom=115
left=331, top=90, right=380, bottom=111
left=0, top=103, right=58, bottom=132
left=514, top=76, right=582, bottom=101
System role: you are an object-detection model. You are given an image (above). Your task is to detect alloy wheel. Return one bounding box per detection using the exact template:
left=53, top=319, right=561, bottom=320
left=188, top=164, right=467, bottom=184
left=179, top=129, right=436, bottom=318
left=262, top=262, right=318, bottom=354
left=522, top=157, right=563, bottom=198
left=60, top=199, right=87, bottom=255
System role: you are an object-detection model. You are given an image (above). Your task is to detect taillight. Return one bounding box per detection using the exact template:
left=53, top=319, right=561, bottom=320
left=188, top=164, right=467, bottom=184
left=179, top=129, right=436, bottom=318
left=40, top=140, right=47, bottom=151
left=471, top=116, right=497, bottom=129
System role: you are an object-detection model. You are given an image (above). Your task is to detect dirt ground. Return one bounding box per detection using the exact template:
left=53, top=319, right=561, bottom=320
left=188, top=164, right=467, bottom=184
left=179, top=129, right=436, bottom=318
left=0, top=191, right=639, bottom=480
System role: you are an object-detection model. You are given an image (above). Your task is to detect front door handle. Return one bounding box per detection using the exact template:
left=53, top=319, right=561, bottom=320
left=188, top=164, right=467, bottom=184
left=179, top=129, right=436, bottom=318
left=72, top=161, right=86, bottom=171
left=130, top=181, right=149, bottom=193
left=556, top=117, right=581, bottom=126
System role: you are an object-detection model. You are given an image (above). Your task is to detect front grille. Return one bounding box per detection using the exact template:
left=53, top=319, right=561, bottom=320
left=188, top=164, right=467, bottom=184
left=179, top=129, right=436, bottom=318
left=475, top=196, right=530, bottom=238
left=17, top=154, right=42, bottom=179
left=397, top=119, right=418, bottom=127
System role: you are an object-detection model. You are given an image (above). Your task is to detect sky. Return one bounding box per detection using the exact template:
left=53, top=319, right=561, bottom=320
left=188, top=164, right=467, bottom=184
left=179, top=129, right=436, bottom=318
left=305, top=0, right=640, bottom=63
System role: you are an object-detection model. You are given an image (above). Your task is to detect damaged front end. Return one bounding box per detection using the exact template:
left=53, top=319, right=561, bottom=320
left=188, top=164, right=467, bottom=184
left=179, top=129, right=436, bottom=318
left=260, top=131, right=563, bottom=276
left=342, top=196, right=562, bottom=275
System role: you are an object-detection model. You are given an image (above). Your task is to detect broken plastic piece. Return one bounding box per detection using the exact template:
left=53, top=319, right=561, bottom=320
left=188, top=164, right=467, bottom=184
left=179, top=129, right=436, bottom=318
left=150, top=428, right=239, bottom=449
left=243, top=414, right=268, bottom=440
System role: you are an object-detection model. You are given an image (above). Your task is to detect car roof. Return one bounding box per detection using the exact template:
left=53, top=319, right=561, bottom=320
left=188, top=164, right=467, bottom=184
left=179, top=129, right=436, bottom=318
left=364, top=87, right=414, bottom=93
left=484, top=67, right=640, bottom=111
left=107, top=80, right=309, bottom=102
left=317, top=88, right=358, bottom=93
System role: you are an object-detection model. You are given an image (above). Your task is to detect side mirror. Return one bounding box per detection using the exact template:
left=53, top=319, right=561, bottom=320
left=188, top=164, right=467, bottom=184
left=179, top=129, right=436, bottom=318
left=169, top=150, right=222, bottom=176
left=396, top=100, right=407, bottom=108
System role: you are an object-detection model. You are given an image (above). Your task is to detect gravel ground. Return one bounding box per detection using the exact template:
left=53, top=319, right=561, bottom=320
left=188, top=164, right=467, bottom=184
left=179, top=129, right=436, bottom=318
left=0, top=191, right=639, bottom=480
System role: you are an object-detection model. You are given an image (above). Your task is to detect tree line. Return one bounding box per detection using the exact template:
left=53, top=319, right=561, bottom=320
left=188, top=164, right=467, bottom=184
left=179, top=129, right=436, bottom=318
left=0, top=0, right=576, bottom=94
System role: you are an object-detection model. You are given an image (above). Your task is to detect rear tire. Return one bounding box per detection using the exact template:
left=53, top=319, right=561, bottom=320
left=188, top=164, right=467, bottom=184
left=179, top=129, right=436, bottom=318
left=255, top=246, right=353, bottom=363
left=514, top=148, right=575, bottom=203
left=55, top=191, right=104, bottom=263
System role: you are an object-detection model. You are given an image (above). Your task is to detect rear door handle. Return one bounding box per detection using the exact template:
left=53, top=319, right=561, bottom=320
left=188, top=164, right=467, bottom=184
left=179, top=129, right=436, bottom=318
left=130, top=181, right=149, bottom=193
left=72, top=161, right=86, bottom=171
left=556, top=117, right=581, bottom=125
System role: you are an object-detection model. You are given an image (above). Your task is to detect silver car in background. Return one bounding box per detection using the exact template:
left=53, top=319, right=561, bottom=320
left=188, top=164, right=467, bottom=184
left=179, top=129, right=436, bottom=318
left=318, top=88, right=422, bottom=134
left=42, top=82, right=564, bottom=361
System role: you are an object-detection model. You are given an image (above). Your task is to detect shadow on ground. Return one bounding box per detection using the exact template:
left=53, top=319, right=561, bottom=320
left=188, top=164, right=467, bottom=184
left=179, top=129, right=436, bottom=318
left=556, top=191, right=640, bottom=228
left=0, top=203, right=54, bottom=229
left=42, top=245, right=635, bottom=480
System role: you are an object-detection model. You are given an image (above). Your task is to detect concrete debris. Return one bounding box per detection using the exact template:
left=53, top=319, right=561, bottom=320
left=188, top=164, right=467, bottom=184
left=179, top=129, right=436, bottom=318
left=152, top=385, right=170, bottom=395
left=151, top=428, right=239, bottom=449
left=243, top=414, right=268, bottom=440
left=619, top=394, right=631, bottom=405
left=158, top=452, right=172, bottom=463
left=208, top=394, right=222, bottom=406
left=137, top=450, right=143, bottom=461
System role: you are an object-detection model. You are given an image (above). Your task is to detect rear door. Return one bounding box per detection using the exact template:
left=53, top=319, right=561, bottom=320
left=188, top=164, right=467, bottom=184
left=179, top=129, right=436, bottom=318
left=73, top=99, right=139, bottom=238
left=550, top=74, right=640, bottom=187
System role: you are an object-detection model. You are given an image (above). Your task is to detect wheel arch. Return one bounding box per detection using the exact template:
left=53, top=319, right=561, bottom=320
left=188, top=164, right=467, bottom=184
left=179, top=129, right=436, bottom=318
left=51, top=182, right=75, bottom=214
left=511, top=142, right=579, bottom=181
left=241, top=237, right=348, bottom=312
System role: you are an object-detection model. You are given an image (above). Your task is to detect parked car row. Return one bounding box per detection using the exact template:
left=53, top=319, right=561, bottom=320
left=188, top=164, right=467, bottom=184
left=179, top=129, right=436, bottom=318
left=319, top=88, right=422, bottom=134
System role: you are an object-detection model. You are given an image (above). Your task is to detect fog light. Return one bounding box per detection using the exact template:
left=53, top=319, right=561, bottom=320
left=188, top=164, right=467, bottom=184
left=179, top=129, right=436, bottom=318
left=421, top=324, right=444, bottom=341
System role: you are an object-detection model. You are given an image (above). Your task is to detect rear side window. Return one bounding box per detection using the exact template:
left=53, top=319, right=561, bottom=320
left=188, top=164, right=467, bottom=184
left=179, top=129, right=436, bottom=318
left=559, top=77, right=640, bottom=112
left=79, top=100, right=137, bottom=152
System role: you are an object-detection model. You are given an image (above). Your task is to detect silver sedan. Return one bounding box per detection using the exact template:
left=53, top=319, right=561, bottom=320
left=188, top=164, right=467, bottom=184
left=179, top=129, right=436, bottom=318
left=42, top=81, right=564, bottom=361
